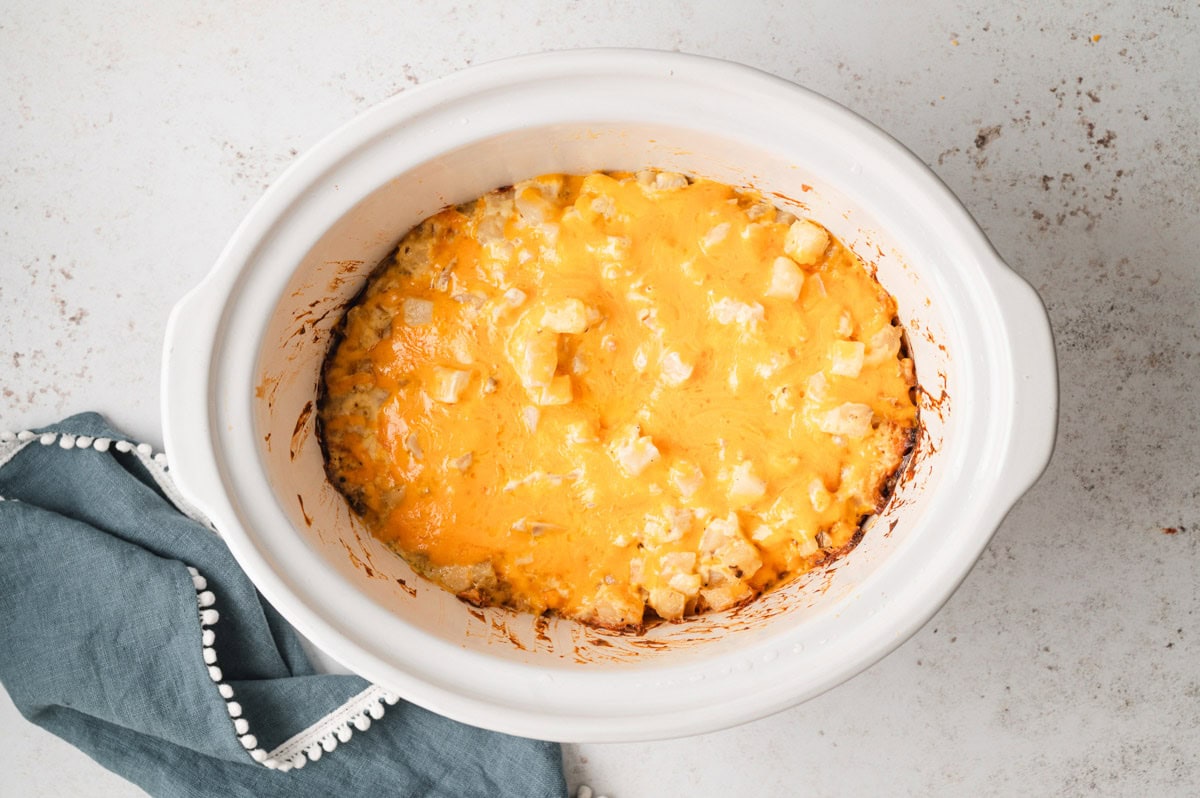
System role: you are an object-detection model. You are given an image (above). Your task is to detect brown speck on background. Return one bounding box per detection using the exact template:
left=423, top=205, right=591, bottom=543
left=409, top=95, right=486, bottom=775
left=974, top=125, right=1002, bottom=150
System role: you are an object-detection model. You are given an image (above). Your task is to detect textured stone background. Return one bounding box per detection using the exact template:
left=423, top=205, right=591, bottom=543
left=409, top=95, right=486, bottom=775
left=2, top=1, right=1197, bottom=795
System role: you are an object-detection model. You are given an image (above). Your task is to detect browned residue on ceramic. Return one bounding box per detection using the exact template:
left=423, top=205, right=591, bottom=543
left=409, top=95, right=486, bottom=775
left=256, top=374, right=281, bottom=409
left=490, top=617, right=527, bottom=651
left=769, top=190, right=810, bottom=213
left=345, top=522, right=383, bottom=576
left=290, top=400, right=314, bottom=461
left=297, top=494, right=313, bottom=527
left=324, top=260, right=366, bottom=295
left=395, top=577, right=417, bottom=597
left=626, top=637, right=672, bottom=652
left=339, top=540, right=374, bottom=578
left=533, top=616, right=552, bottom=645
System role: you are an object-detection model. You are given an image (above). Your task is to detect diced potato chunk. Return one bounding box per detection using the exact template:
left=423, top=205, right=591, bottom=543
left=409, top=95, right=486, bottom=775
left=700, top=582, right=750, bottom=612
left=660, top=550, right=697, bottom=577
left=809, top=478, right=832, bottom=512
left=610, top=428, right=661, bottom=477
left=716, top=538, right=763, bottom=580
left=649, top=587, right=687, bottom=620
left=816, top=402, right=874, bottom=438
left=514, top=189, right=549, bottom=223
left=700, top=513, right=741, bottom=553
left=668, top=573, right=703, bottom=596
left=700, top=222, right=731, bottom=252
left=793, top=533, right=819, bottom=557
left=628, top=557, right=645, bottom=585
left=670, top=461, right=704, bottom=497
left=403, top=433, right=423, bottom=460
left=806, top=371, right=829, bottom=401
left=645, top=508, right=693, bottom=545
left=590, top=584, right=645, bottom=628
left=726, top=461, right=767, bottom=505
left=830, top=340, right=866, bottom=378
left=866, top=324, right=903, bottom=365
left=638, top=170, right=689, bottom=191
left=590, top=195, right=617, bottom=218
left=751, top=524, right=775, bottom=542
left=541, top=298, right=589, bottom=334
left=660, top=351, right=694, bottom=386
left=511, top=333, right=556, bottom=389
left=439, top=561, right=496, bottom=594
left=711, top=297, right=765, bottom=327
left=402, top=297, right=434, bottom=326
left=431, top=367, right=471, bottom=403
left=537, top=375, right=573, bottom=406
left=765, top=256, right=805, bottom=300
left=783, top=219, right=830, bottom=265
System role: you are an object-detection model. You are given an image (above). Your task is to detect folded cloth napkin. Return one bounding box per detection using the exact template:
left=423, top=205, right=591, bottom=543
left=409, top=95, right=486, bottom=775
left=0, top=412, right=567, bottom=798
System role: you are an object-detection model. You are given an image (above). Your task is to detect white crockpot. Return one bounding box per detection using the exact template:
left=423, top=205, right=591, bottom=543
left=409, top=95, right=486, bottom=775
left=162, top=50, right=1056, bottom=742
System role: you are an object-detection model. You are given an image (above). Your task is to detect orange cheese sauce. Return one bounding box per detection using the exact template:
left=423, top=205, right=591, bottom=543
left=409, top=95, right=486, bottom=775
left=320, top=171, right=917, bottom=629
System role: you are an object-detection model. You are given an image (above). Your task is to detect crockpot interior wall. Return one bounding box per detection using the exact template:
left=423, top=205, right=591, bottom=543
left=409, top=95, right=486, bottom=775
left=254, top=122, right=952, bottom=667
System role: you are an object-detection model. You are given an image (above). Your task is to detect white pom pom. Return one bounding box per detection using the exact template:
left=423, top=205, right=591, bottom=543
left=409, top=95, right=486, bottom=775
left=17, top=430, right=35, bottom=441
left=202, top=629, right=215, bottom=647
left=367, top=701, right=385, bottom=720
left=263, top=759, right=279, bottom=770
left=153, top=452, right=168, bottom=465
left=321, top=735, right=337, bottom=753
left=202, top=647, right=217, bottom=665
left=234, top=718, right=249, bottom=734
left=353, top=714, right=371, bottom=731
left=250, top=748, right=267, bottom=762
left=39, top=433, right=56, bottom=446
left=291, top=754, right=306, bottom=769
left=577, top=787, right=594, bottom=798
left=192, top=574, right=208, bottom=591
left=227, top=701, right=242, bottom=718
left=336, top=725, right=352, bottom=743
left=58, top=435, right=75, bottom=449
left=136, top=442, right=153, bottom=456
left=239, top=734, right=257, bottom=750
left=275, top=762, right=291, bottom=773
left=187, top=566, right=199, bottom=576
left=75, top=436, right=93, bottom=448
left=93, top=437, right=111, bottom=451
left=218, top=683, right=234, bottom=699
left=114, top=440, right=132, bottom=453
left=382, top=691, right=400, bottom=705
left=208, top=665, right=223, bottom=682
left=197, top=590, right=216, bottom=608
left=306, top=744, right=322, bottom=762
left=200, top=609, right=219, bottom=627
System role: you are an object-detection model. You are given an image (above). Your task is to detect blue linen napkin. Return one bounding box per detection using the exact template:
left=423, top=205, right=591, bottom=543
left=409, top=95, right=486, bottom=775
left=0, top=412, right=567, bottom=798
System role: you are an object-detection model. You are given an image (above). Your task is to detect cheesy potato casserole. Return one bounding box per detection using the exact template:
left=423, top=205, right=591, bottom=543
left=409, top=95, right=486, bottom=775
left=319, top=170, right=917, bottom=630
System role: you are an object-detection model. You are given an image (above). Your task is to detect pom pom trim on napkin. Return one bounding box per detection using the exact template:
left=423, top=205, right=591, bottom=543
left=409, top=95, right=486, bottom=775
left=0, top=427, right=400, bottom=772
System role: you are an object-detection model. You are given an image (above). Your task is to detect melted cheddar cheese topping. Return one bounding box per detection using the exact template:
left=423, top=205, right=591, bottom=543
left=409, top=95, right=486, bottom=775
left=320, top=171, right=917, bottom=630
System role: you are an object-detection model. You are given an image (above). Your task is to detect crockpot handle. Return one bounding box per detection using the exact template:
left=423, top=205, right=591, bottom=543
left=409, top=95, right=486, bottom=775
left=991, top=266, right=1059, bottom=512
left=161, top=274, right=231, bottom=525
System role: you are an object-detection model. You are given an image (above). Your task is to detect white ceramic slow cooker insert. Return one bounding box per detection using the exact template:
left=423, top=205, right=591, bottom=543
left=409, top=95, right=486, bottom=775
left=162, top=50, right=1057, bottom=742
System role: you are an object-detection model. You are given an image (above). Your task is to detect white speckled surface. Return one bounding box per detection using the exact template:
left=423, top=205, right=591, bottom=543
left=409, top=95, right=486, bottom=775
left=2, top=2, right=1198, bottom=796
